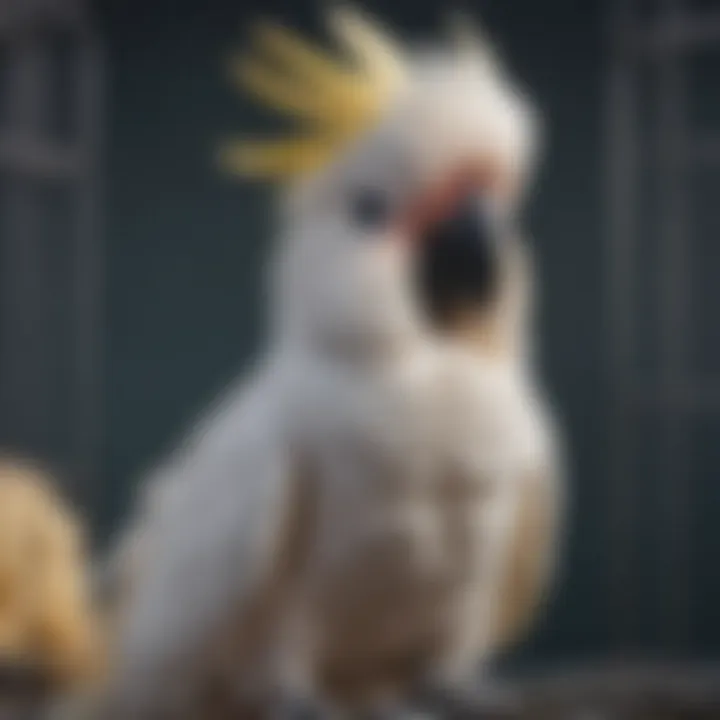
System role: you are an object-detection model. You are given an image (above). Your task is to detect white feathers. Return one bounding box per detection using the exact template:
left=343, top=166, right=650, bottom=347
left=445, top=9, right=500, bottom=72
left=100, top=10, right=560, bottom=718
left=102, top=370, right=296, bottom=714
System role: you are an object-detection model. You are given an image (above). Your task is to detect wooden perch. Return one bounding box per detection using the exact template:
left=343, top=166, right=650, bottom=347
left=0, top=661, right=54, bottom=720
left=443, top=663, right=720, bottom=719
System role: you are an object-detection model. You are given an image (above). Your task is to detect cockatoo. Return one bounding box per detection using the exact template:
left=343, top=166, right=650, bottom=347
left=0, top=458, right=103, bottom=715
left=98, top=8, right=564, bottom=718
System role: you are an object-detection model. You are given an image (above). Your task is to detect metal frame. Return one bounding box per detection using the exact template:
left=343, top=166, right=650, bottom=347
left=607, top=0, right=720, bottom=656
left=0, top=0, right=103, bottom=509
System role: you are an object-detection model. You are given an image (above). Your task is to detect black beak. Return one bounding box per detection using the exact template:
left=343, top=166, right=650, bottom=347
left=415, top=196, right=500, bottom=327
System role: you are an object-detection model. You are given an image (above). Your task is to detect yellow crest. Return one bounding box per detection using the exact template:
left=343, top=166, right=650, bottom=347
left=219, top=6, right=407, bottom=180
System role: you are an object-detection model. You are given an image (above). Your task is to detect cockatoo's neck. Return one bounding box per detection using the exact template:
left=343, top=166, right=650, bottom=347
left=272, top=322, right=433, bottom=375
left=267, top=257, right=432, bottom=371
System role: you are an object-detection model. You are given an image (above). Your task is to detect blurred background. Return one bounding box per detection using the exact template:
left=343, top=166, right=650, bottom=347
left=0, top=0, right=718, bottom=675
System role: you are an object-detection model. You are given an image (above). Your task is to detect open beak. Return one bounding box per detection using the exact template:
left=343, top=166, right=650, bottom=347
left=401, top=164, right=506, bottom=330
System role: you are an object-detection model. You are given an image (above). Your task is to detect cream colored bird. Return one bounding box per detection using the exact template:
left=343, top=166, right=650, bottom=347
left=0, top=459, right=103, bottom=711
left=99, top=8, right=564, bottom=718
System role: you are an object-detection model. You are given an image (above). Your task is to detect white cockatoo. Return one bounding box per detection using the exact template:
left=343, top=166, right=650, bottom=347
left=97, top=8, right=564, bottom=718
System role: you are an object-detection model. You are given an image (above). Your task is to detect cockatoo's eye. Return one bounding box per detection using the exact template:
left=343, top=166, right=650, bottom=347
left=349, top=186, right=393, bottom=231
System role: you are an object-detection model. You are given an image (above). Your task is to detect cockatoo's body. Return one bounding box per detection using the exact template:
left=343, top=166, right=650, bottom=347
left=96, top=9, right=564, bottom=718
left=282, top=345, right=554, bottom=710
left=104, top=342, right=557, bottom=719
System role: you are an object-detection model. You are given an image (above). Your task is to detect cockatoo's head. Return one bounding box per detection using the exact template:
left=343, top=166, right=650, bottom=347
left=223, top=8, right=541, bottom=359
